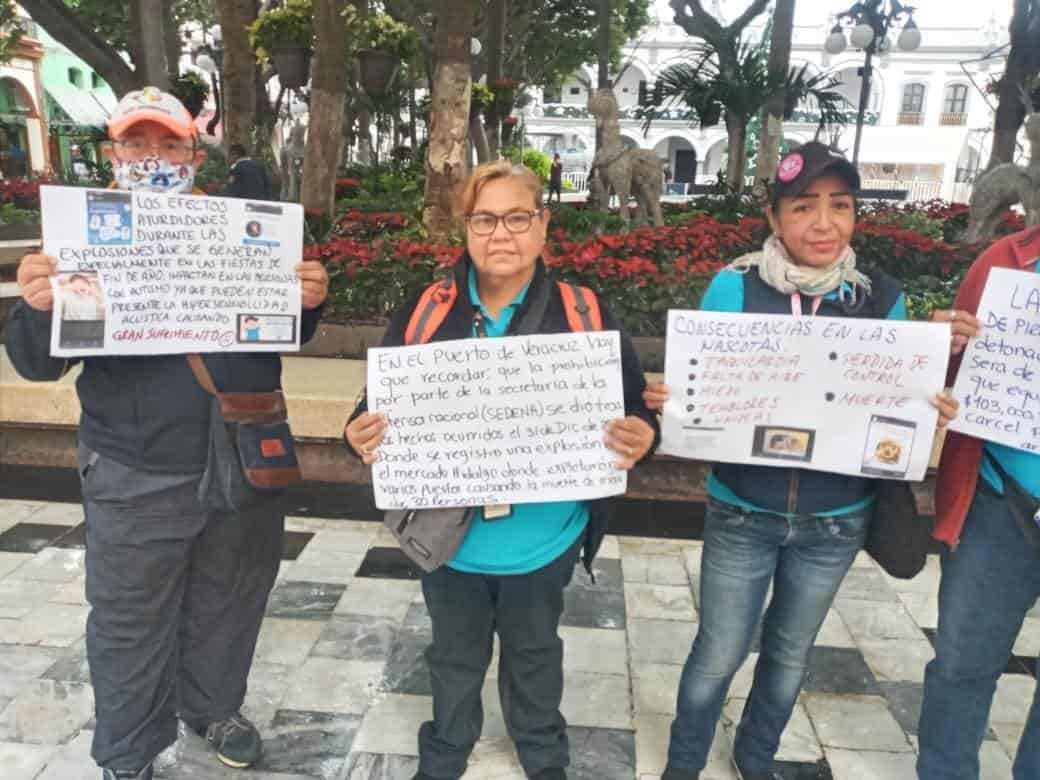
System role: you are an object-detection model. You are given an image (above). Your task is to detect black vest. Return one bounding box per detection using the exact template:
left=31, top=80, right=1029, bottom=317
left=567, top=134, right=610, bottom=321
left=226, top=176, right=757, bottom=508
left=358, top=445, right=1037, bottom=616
left=712, top=267, right=904, bottom=515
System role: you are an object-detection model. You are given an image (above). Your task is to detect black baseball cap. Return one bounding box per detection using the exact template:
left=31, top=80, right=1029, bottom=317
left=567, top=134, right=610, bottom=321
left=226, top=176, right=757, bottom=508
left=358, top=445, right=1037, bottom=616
left=772, top=141, right=860, bottom=204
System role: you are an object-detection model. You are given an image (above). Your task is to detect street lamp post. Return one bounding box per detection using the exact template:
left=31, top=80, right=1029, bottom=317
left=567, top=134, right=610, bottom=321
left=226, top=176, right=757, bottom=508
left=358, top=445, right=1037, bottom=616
left=823, top=1, right=922, bottom=167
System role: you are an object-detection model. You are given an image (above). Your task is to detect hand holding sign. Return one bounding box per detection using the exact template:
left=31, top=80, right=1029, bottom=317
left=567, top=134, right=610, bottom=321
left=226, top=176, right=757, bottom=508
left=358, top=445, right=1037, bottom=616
left=16, top=253, right=55, bottom=312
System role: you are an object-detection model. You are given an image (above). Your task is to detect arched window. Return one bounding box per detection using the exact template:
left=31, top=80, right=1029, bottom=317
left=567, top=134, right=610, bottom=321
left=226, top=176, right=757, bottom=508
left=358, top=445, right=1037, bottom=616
left=942, top=84, right=969, bottom=125
left=899, top=83, right=926, bottom=125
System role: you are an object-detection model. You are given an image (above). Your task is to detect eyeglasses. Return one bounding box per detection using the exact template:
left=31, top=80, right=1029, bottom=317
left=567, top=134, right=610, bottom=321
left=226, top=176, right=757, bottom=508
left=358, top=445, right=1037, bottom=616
left=111, top=138, right=196, bottom=163
left=464, top=210, right=543, bottom=236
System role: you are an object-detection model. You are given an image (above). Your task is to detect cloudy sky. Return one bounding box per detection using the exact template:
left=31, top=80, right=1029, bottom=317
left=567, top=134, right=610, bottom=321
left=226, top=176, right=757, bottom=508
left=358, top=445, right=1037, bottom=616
left=651, top=0, right=1013, bottom=29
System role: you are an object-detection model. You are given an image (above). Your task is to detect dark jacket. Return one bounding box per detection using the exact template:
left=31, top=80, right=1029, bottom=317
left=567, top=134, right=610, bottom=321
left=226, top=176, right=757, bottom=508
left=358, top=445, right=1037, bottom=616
left=225, top=158, right=274, bottom=201
left=710, top=266, right=905, bottom=515
left=5, top=301, right=322, bottom=474
left=347, top=254, right=660, bottom=570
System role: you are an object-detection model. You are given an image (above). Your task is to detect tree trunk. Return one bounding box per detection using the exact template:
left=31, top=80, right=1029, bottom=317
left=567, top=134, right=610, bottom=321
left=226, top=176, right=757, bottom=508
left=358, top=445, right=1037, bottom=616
left=215, top=0, right=258, bottom=152
left=986, top=1, right=1040, bottom=169
left=163, top=0, right=182, bottom=83
left=301, top=0, right=351, bottom=215
left=725, top=113, right=748, bottom=193
left=358, top=109, right=373, bottom=164
left=19, top=0, right=139, bottom=95
left=470, top=113, right=490, bottom=163
left=753, top=0, right=794, bottom=194
left=408, top=87, right=418, bottom=149
left=484, top=0, right=506, bottom=157
left=596, top=0, right=611, bottom=89
left=133, top=0, right=170, bottom=89
left=423, top=0, right=477, bottom=242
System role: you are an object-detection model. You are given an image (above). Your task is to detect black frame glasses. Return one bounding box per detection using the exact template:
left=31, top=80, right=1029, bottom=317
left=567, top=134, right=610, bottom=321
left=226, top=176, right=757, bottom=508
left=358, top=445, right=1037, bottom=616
left=464, top=209, right=543, bottom=236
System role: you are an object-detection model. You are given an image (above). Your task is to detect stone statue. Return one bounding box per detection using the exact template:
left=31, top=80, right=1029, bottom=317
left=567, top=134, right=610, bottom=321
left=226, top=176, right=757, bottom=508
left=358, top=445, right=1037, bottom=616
left=966, top=87, right=1040, bottom=242
left=587, top=88, right=664, bottom=228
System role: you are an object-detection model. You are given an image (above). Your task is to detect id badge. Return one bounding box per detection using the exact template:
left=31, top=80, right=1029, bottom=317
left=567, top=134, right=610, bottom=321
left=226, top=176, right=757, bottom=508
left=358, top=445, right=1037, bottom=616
left=484, top=504, right=512, bottom=521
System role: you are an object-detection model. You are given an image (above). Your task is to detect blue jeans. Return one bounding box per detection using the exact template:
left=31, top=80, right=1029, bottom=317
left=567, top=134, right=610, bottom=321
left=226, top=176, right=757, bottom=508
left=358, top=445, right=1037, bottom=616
left=667, top=499, right=868, bottom=773
left=918, top=488, right=1040, bottom=780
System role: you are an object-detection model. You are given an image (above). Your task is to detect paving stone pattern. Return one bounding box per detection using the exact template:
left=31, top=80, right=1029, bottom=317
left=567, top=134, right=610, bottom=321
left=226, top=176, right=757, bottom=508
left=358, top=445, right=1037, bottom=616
left=0, top=499, right=1034, bottom=779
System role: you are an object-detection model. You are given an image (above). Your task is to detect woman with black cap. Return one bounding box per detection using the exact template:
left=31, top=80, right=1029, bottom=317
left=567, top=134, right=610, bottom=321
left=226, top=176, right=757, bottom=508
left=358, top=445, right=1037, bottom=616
left=642, top=142, right=960, bottom=780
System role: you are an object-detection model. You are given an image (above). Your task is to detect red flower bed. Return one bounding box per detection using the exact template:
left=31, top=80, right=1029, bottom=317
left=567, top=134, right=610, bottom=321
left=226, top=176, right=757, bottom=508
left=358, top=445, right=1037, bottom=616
left=0, top=179, right=42, bottom=210
left=318, top=200, right=1019, bottom=334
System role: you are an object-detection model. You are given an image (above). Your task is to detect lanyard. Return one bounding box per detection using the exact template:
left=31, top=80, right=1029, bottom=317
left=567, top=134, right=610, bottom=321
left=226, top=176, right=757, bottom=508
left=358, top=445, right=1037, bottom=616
left=472, top=307, right=488, bottom=338
left=791, top=292, right=822, bottom=317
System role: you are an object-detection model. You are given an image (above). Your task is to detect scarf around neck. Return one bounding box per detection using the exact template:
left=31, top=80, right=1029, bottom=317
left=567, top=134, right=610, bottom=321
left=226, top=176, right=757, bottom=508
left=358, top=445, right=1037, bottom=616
left=729, top=234, right=871, bottom=304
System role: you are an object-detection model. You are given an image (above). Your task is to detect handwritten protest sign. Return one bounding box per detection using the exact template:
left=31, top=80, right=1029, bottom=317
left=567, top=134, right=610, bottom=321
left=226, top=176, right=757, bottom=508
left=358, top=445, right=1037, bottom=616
left=949, top=267, right=1040, bottom=453
left=367, top=332, right=627, bottom=510
left=660, top=310, right=951, bottom=481
left=42, top=185, right=303, bottom=357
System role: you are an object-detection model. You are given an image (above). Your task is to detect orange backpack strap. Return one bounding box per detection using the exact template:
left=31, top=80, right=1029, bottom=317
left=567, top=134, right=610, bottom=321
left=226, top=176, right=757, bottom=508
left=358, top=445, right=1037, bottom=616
left=404, top=277, right=458, bottom=345
left=557, top=281, right=603, bottom=332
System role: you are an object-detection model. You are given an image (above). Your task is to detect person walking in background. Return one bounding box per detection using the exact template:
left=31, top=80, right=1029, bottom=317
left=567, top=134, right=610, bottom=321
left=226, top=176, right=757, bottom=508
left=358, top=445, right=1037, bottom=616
left=548, top=153, right=564, bottom=204
left=7, top=87, right=329, bottom=780
left=643, top=143, right=961, bottom=780
left=345, top=160, right=658, bottom=780
left=224, top=142, right=274, bottom=200
left=917, top=228, right=1038, bottom=780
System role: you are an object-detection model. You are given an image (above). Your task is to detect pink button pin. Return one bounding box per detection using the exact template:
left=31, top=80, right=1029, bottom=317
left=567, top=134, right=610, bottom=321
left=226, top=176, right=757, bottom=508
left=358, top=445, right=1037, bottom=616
left=778, top=153, right=804, bottom=183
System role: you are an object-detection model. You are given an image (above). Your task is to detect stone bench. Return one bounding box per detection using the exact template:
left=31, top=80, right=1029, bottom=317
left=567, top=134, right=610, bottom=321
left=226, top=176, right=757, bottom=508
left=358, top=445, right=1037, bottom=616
left=0, top=354, right=723, bottom=504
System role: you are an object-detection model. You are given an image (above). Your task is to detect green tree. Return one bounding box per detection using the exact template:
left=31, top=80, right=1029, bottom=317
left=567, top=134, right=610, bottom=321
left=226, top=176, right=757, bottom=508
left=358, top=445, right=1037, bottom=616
left=0, top=1, right=25, bottom=64
left=645, top=8, right=846, bottom=192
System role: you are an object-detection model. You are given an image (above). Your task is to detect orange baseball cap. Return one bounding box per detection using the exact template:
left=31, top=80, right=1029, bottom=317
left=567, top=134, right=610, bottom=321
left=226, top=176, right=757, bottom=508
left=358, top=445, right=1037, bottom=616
left=108, top=87, right=199, bottom=140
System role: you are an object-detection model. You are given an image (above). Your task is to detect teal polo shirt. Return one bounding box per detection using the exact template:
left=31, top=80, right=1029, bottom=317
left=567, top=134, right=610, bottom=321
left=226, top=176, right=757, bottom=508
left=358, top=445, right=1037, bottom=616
left=699, top=272, right=907, bottom=518
left=447, top=267, right=589, bottom=575
left=978, top=261, right=1040, bottom=499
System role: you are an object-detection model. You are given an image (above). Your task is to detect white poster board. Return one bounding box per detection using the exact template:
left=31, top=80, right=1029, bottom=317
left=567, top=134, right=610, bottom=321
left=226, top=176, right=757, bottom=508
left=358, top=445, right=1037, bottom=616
left=660, top=310, right=951, bottom=481
left=949, top=267, right=1040, bottom=453
left=367, top=331, right=628, bottom=510
left=42, top=185, right=303, bottom=357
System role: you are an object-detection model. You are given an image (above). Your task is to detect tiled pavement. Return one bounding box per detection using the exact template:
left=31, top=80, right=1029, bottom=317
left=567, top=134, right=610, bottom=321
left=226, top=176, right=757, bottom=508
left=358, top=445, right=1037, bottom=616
left=0, top=499, right=1035, bottom=780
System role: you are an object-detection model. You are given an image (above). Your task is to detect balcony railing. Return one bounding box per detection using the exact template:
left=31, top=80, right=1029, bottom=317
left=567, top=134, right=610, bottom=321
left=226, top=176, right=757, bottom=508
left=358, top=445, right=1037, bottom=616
left=940, top=112, right=967, bottom=127
left=898, top=112, right=925, bottom=126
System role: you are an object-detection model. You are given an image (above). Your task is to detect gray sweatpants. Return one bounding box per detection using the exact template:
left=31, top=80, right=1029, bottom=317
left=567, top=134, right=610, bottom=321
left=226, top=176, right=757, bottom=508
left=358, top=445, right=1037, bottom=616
left=78, top=445, right=285, bottom=772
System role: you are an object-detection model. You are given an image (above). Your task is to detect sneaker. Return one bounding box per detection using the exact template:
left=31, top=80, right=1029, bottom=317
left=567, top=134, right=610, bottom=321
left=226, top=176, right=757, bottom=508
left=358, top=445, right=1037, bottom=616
left=661, top=765, right=700, bottom=780
left=531, top=769, right=567, bottom=780
left=102, top=767, right=153, bottom=780
left=198, top=712, right=262, bottom=768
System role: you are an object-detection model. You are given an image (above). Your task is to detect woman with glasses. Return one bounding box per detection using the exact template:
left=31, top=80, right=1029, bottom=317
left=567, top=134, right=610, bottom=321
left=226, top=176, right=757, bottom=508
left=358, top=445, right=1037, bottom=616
left=344, top=160, right=658, bottom=780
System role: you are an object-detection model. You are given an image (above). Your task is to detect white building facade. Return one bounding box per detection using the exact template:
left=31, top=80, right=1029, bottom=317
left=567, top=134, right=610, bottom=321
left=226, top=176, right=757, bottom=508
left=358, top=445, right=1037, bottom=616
left=523, top=12, right=1009, bottom=203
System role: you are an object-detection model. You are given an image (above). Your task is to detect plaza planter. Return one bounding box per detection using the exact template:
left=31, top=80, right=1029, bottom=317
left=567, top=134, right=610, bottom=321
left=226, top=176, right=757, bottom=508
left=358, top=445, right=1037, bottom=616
left=358, top=49, right=399, bottom=97
left=271, top=47, right=313, bottom=90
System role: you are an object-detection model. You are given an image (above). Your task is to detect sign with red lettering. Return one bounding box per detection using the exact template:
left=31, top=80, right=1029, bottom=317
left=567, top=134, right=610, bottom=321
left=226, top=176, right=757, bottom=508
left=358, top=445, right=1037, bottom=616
left=660, top=310, right=951, bottom=481
left=949, top=267, right=1040, bottom=453
left=41, top=185, right=303, bottom=356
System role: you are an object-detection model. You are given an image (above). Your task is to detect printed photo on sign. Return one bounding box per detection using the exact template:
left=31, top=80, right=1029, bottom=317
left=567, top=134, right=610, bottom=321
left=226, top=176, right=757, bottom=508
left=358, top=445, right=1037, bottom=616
left=236, top=313, right=296, bottom=344
left=241, top=202, right=283, bottom=248
left=860, top=415, right=916, bottom=477
left=87, top=191, right=132, bottom=246
left=56, top=271, right=106, bottom=350
left=752, top=426, right=815, bottom=462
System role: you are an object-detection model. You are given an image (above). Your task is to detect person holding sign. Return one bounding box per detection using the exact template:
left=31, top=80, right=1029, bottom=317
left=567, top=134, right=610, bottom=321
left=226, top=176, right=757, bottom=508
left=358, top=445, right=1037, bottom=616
left=917, top=230, right=1039, bottom=780
left=6, top=88, right=329, bottom=780
left=642, top=143, right=960, bottom=780
left=344, top=161, right=658, bottom=780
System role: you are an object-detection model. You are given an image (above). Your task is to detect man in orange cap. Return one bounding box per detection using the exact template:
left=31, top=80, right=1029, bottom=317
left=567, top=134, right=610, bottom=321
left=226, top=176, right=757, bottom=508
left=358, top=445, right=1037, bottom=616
left=6, top=87, right=330, bottom=780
